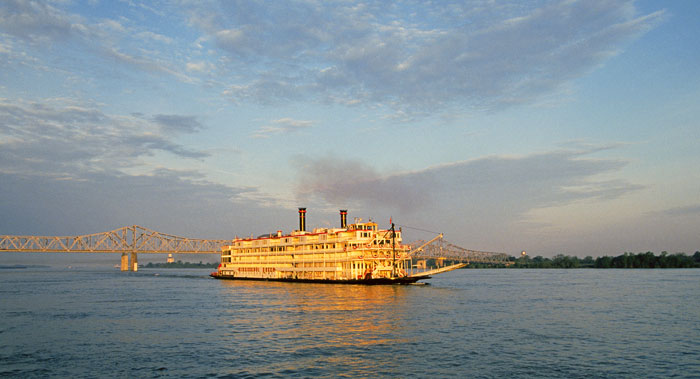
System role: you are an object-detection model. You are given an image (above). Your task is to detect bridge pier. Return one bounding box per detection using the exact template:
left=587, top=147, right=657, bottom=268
left=120, top=253, right=129, bottom=271
left=120, top=252, right=138, bottom=271
left=131, top=252, right=138, bottom=272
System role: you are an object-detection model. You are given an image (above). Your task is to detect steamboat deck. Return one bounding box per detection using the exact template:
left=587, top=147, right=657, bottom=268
left=211, top=208, right=459, bottom=284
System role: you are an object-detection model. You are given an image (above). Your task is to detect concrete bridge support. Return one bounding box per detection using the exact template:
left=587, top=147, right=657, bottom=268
left=120, top=252, right=138, bottom=271
left=121, top=253, right=129, bottom=271
left=130, top=252, right=138, bottom=272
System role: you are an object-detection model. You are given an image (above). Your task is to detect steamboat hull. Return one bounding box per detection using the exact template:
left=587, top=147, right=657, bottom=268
left=210, top=272, right=428, bottom=285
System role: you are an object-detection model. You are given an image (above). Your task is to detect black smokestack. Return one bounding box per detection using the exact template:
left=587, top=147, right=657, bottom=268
left=298, top=207, right=307, bottom=232
left=340, top=210, right=347, bottom=228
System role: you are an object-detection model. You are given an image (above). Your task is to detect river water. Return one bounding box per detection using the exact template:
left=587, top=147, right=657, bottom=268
left=1, top=259, right=699, bottom=378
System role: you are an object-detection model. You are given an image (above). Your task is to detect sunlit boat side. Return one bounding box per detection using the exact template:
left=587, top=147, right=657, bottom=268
left=210, top=208, right=463, bottom=284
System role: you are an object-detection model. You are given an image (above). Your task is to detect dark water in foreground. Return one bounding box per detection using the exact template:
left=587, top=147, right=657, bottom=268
left=1, top=263, right=699, bottom=378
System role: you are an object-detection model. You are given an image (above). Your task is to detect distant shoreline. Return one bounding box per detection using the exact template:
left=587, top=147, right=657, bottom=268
left=459, top=251, right=700, bottom=269
left=0, top=264, right=51, bottom=269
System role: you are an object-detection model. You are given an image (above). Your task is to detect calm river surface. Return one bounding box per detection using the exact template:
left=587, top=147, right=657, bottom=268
left=1, top=258, right=699, bottom=378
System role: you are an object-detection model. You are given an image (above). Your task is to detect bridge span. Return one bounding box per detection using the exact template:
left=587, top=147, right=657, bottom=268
left=0, top=225, right=229, bottom=271
left=407, top=239, right=510, bottom=268
left=1, top=226, right=509, bottom=272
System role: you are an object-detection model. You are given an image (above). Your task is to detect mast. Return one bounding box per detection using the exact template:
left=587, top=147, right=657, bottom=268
left=391, top=223, right=396, bottom=278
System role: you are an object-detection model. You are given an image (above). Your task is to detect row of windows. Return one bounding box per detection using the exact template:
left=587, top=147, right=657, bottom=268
left=234, top=227, right=385, bottom=247
left=229, top=243, right=341, bottom=254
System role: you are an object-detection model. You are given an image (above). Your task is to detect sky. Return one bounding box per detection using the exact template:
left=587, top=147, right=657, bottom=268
left=1, top=0, right=699, bottom=257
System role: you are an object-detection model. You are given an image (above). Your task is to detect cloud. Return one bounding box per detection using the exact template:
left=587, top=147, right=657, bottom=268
left=293, top=148, right=644, bottom=249
left=0, top=97, right=293, bottom=238
left=190, top=0, right=664, bottom=112
left=252, top=118, right=314, bottom=138
left=0, top=0, right=80, bottom=43
left=152, top=114, right=204, bottom=134
left=186, top=61, right=214, bottom=73
left=0, top=169, right=283, bottom=239
left=137, top=31, right=173, bottom=45
left=0, top=98, right=208, bottom=177
left=2, top=1, right=665, bottom=114
left=0, top=1, right=193, bottom=83
left=294, top=155, right=431, bottom=212
left=296, top=150, right=641, bottom=212
left=122, top=134, right=207, bottom=159
left=655, top=204, right=700, bottom=217
left=102, top=47, right=190, bottom=81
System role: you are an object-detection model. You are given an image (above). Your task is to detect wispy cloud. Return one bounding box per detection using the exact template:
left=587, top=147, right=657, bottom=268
left=0, top=0, right=195, bottom=83
left=152, top=114, right=204, bottom=134
left=1, top=1, right=665, bottom=115
left=0, top=0, right=80, bottom=43
left=0, top=98, right=207, bottom=177
left=186, top=61, right=214, bottom=73
left=252, top=118, right=314, bottom=139
left=655, top=204, right=700, bottom=217
left=190, top=0, right=664, bottom=112
left=137, top=31, right=173, bottom=45
left=0, top=96, right=281, bottom=237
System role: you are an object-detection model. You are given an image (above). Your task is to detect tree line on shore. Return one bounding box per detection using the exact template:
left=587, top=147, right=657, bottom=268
left=495, top=251, right=700, bottom=269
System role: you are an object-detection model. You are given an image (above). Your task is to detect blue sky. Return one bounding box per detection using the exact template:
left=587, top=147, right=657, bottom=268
left=1, top=0, right=698, bottom=257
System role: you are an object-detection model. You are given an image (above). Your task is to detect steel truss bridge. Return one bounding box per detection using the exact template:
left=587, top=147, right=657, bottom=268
left=1, top=226, right=509, bottom=272
left=0, top=225, right=229, bottom=271
left=408, top=239, right=510, bottom=266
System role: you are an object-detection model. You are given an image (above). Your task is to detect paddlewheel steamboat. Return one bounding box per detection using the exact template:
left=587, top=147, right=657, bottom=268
left=211, top=208, right=464, bottom=284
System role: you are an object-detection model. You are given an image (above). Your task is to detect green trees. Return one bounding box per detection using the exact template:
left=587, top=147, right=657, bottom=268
left=552, top=254, right=580, bottom=268
left=510, top=254, right=583, bottom=268
left=594, top=256, right=613, bottom=268
left=506, top=251, right=699, bottom=269
left=593, top=252, right=698, bottom=268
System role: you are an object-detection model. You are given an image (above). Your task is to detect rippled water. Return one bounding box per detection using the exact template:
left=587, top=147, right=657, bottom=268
left=1, top=262, right=699, bottom=378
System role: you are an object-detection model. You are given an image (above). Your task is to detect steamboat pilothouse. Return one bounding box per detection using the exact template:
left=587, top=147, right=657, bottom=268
left=211, top=208, right=465, bottom=284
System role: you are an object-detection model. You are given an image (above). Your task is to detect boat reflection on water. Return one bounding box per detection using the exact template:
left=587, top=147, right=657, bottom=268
left=217, top=280, right=418, bottom=355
